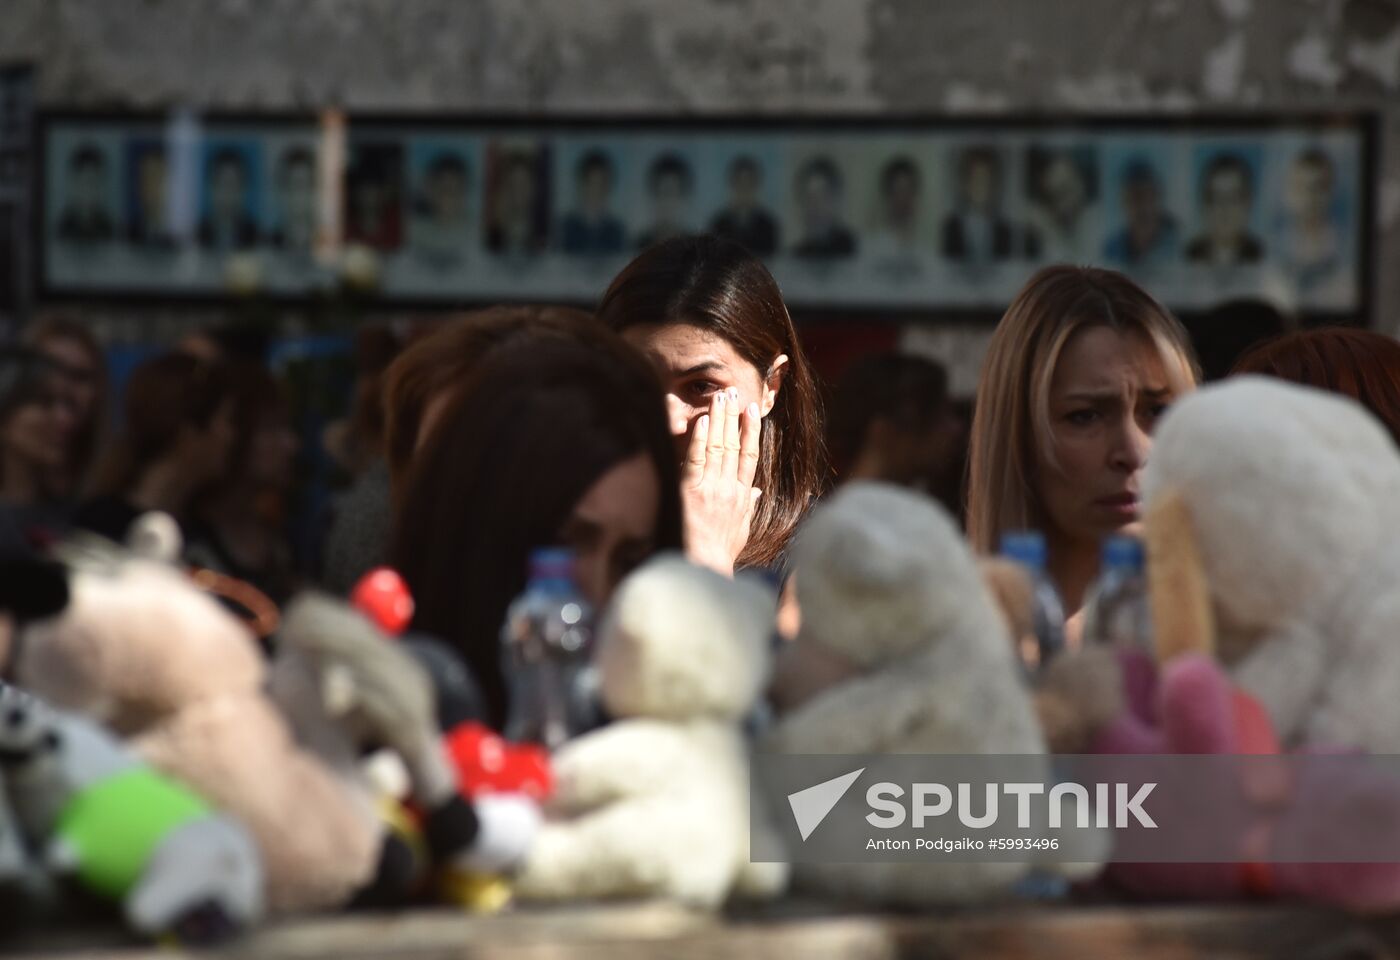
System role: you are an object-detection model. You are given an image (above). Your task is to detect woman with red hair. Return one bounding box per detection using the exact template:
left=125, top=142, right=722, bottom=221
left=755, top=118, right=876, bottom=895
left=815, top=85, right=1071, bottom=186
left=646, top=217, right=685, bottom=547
left=1231, top=327, right=1400, bottom=447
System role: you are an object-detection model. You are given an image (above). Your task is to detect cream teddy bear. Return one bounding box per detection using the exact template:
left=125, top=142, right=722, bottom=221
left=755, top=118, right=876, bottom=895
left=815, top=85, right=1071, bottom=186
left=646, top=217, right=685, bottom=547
left=1142, top=376, right=1400, bottom=754
left=8, top=539, right=383, bottom=914
left=763, top=482, right=1102, bottom=906
left=513, top=554, right=787, bottom=908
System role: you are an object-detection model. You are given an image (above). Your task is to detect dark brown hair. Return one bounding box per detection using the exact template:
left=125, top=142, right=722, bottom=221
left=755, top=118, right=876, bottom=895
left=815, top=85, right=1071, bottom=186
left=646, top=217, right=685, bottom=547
left=339, top=323, right=408, bottom=477
left=596, top=235, right=827, bottom=568
left=827, top=351, right=949, bottom=477
left=382, top=305, right=593, bottom=499
left=1232, top=327, right=1400, bottom=446
left=89, top=352, right=235, bottom=499
left=390, top=328, right=683, bottom=728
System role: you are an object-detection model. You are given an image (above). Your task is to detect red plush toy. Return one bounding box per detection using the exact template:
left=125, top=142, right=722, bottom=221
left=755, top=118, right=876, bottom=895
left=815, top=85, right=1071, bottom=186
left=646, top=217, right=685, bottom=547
left=443, top=723, right=553, bottom=802
left=351, top=568, right=416, bottom=637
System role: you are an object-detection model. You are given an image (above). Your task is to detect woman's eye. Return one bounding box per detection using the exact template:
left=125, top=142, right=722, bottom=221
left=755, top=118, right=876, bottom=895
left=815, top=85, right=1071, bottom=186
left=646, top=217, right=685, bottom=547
left=686, top=380, right=721, bottom=401
left=1065, top=409, right=1099, bottom=426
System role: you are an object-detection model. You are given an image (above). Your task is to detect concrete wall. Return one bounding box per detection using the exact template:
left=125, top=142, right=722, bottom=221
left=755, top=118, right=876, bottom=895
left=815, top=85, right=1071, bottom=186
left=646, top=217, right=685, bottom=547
left=3, top=0, right=1397, bottom=390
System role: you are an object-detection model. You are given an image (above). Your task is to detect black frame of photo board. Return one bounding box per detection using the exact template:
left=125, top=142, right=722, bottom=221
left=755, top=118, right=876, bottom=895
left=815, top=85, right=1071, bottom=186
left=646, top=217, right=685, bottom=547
left=34, top=109, right=1380, bottom=327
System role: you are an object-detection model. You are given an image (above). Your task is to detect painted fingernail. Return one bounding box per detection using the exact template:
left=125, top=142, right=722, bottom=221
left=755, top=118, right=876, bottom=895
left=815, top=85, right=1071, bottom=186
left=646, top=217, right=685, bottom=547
left=727, top=387, right=740, bottom=402
left=748, top=402, right=759, bottom=418
left=698, top=415, right=709, bottom=430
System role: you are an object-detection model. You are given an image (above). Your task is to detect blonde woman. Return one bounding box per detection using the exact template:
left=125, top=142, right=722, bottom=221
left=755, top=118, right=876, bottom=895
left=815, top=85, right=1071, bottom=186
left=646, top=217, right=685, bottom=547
left=967, top=265, right=1199, bottom=640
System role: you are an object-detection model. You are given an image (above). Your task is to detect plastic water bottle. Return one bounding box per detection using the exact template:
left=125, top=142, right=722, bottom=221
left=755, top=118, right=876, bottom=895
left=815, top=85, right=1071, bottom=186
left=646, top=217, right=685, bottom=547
left=500, top=548, right=597, bottom=749
left=1082, top=535, right=1152, bottom=652
left=998, top=531, right=1066, bottom=678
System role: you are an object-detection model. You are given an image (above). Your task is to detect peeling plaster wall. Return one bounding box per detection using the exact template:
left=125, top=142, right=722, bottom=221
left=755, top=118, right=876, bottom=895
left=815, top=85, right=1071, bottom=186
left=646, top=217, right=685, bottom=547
left=2, top=0, right=1397, bottom=388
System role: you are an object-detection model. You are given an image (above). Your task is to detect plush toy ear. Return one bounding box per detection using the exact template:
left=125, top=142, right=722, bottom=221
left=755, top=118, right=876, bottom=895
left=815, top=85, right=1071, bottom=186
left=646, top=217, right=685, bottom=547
left=1144, top=489, right=1216, bottom=664
left=126, top=511, right=183, bottom=565
left=0, top=556, right=69, bottom=624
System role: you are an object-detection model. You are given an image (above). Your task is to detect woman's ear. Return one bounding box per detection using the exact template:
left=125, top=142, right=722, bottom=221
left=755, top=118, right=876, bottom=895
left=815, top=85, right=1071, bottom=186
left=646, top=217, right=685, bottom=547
left=761, top=355, right=789, bottom=417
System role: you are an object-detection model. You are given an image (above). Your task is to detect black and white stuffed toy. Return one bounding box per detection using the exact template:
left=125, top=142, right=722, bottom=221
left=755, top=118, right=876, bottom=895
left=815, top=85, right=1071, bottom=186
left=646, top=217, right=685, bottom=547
left=0, top=683, right=264, bottom=942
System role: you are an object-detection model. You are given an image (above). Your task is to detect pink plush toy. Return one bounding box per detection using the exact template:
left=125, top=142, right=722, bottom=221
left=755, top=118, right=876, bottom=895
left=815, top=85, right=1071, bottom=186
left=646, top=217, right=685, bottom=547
left=1089, top=644, right=1400, bottom=912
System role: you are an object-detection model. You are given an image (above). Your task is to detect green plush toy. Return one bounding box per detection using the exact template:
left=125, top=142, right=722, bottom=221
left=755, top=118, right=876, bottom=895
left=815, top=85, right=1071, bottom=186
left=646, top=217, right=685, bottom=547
left=0, top=683, right=264, bottom=941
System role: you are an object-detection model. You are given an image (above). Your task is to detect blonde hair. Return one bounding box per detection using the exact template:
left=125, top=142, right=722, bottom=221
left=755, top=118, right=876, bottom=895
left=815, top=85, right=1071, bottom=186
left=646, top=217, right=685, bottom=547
left=966, top=265, right=1199, bottom=553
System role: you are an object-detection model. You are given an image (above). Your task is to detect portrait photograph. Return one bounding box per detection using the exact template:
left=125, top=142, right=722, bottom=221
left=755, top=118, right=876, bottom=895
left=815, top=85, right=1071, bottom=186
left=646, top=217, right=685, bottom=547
left=483, top=139, right=551, bottom=259
left=940, top=142, right=1033, bottom=264
left=407, top=137, right=477, bottom=270
left=344, top=139, right=405, bottom=253
left=786, top=146, right=859, bottom=262
left=1185, top=141, right=1267, bottom=269
left=849, top=136, right=940, bottom=285
left=1099, top=136, right=1189, bottom=273
left=198, top=138, right=263, bottom=254
left=632, top=146, right=696, bottom=252
left=556, top=140, right=628, bottom=258
left=706, top=142, right=783, bottom=259
left=55, top=137, right=118, bottom=250
left=1022, top=143, right=1101, bottom=264
left=266, top=140, right=318, bottom=259
left=124, top=137, right=174, bottom=251
left=1264, top=134, right=1361, bottom=307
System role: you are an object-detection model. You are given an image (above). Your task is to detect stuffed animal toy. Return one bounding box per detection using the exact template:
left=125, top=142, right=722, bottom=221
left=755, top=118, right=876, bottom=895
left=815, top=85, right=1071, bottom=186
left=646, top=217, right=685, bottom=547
left=269, top=592, right=541, bottom=909
left=1082, top=645, right=1400, bottom=912
left=348, top=567, right=490, bottom=732
left=763, top=482, right=1103, bottom=906
left=0, top=746, right=56, bottom=930
left=7, top=539, right=384, bottom=914
left=1052, top=386, right=1400, bottom=912
left=977, top=557, right=1125, bottom=754
left=512, top=553, right=786, bottom=908
left=346, top=568, right=547, bottom=911
left=1140, top=377, right=1400, bottom=754
left=0, top=683, right=262, bottom=941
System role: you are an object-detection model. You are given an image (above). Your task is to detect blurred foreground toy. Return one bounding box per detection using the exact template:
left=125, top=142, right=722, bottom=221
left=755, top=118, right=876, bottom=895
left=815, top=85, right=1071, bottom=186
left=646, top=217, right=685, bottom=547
left=1143, top=377, right=1400, bottom=753
left=1048, top=390, right=1400, bottom=911
left=272, top=593, right=540, bottom=910
left=0, top=683, right=262, bottom=942
left=763, top=483, right=1105, bottom=906
left=434, top=722, right=552, bottom=912
left=349, top=567, right=489, bottom=729
left=8, top=536, right=385, bottom=914
left=513, top=554, right=785, bottom=908
left=347, top=568, right=541, bottom=911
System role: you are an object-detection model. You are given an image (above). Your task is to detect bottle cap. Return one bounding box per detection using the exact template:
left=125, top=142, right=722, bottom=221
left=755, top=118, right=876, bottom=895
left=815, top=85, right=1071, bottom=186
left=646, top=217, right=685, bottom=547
left=999, top=530, right=1047, bottom=571
left=1100, top=535, right=1145, bottom=572
left=528, top=547, right=577, bottom=585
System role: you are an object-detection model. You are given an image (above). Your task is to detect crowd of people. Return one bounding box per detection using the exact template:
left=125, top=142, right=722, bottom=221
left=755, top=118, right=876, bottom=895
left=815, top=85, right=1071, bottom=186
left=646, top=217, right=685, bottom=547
left=2, top=234, right=1399, bottom=734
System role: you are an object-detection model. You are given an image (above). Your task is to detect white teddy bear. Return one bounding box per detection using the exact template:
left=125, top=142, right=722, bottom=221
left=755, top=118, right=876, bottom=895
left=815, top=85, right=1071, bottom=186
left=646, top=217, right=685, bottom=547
left=763, top=482, right=1101, bottom=906
left=513, top=554, right=787, bottom=908
left=1143, top=376, right=1400, bottom=753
